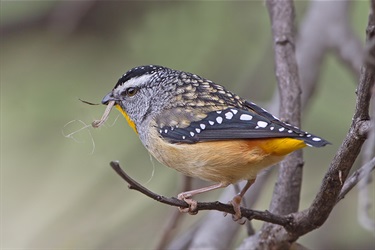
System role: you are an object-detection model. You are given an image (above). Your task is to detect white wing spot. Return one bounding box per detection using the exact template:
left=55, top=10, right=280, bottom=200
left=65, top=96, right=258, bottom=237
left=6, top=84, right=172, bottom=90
left=200, top=124, right=206, bottom=129
left=182, top=136, right=186, bottom=139
left=231, top=109, right=238, bottom=114
left=257, top=121, right=268, bottom=128
left=195, top=128, right=201, bottom=133
left=216, top=117, right=223, bottom=124
left=164, top=129, right=168, bottom=133
left=279, top=127, right=285, bottom=132
left=159, top=129, right=163, bottom=133
left=225, top=112, right=233, bottom=120
left=312, top=137, right=322, bottom=141
left=255, top=126, right=259, bottom=129
left=306, top=143, right=313, bottom=147
left=270, top=126, right=275, bottom=130
left=190, top=132, right=195, bottom=137
left=306, top=134, right=312, bottom=137
left=288, top=130, right=293, bottom=133
left=240, top=114, right=253, bottom=121
left=209, top=121, right=214, bottom=125
left=216, top=111, right=222, bottom=114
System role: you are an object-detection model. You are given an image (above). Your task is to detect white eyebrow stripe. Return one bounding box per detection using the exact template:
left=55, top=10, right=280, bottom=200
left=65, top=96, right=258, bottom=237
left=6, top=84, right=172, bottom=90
left=114, top=74, right=153, bottom=94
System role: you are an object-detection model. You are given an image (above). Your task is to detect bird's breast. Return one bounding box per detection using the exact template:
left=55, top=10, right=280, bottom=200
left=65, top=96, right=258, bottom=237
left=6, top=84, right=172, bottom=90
left=146, top=129, right=296, bottom=183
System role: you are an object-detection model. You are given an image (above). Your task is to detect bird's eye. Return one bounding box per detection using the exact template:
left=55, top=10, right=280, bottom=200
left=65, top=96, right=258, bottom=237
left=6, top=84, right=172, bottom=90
left=123, top=87, right=138, bottom=97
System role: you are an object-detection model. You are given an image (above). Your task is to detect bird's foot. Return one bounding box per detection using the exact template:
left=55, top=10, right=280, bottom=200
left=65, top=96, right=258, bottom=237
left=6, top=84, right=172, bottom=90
left=223, top=195, right=246, bottom=224
left=177, top=193, right=198, bottom=215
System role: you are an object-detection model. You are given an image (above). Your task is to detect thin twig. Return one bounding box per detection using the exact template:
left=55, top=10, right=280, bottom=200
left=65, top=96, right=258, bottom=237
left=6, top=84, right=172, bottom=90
left=110, top=161, right=187, bottom=208
left=337, top=157, right=375, bottom=202
left=109, top=161, right=292, bottom=229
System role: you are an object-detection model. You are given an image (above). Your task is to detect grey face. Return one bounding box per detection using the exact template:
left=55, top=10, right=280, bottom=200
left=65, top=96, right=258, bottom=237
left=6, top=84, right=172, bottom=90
left=103, top=67, right=178, bottom=129
left=113, top=74, right=155, bottom=124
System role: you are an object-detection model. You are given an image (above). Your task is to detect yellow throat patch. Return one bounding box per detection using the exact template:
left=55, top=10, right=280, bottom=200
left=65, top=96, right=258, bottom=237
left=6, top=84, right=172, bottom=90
left=115, top=104, right=138, bottom=134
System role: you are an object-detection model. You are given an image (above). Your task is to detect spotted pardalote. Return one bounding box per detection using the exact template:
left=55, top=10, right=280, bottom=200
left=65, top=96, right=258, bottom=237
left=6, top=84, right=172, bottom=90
left=99, top=65, right=329, bottom=220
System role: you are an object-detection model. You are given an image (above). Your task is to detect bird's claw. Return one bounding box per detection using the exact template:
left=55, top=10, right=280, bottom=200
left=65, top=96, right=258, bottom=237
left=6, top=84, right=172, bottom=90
left=177, top=194, right=198, bottom=215
left=223, top=195, right=246, bottom=224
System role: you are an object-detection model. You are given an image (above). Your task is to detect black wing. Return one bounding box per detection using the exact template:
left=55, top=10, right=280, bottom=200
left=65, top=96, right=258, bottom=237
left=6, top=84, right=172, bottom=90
left=158, top=106, right=330, bottom=147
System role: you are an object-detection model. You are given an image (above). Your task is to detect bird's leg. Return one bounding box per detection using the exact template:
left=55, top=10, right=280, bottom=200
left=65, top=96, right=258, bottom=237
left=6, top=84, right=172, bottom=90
left=229, top=179, right=256, bottom=221
left=177, top=182, right=229, bottom=215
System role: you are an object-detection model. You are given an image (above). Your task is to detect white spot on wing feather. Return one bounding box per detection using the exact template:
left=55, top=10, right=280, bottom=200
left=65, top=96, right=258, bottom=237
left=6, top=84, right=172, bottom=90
left=257, top=121, right=268, bottom=128
left=225, top=112, right=233, bottom=120
left=216, top=117, right=223, bottom=124
left=240, top=114, right=253, bottom=121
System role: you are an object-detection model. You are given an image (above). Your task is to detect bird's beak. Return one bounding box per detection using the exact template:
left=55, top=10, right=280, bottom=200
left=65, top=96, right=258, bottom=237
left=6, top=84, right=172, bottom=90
left=102, top=92, right=115, bottom=105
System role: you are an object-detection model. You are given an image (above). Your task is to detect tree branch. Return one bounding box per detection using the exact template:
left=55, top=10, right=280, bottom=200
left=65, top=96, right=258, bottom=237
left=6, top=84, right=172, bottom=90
left=291, top=2, right=375, bottom=235
left=109, top=161, right=292, bottom=228
left=243, top=2, right=303, bottom=248
left=265, top=0, right=302, bottom=216
left=337, top=156, right=375, bottom=202
left=358, top=83, right=375, bottom=234
left=239, top=1, right=374, bottom=249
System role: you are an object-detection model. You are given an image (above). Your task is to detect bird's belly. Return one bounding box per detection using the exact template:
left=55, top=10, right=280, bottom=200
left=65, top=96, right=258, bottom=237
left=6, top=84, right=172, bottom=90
left=148, top=137, right=286, bottom=184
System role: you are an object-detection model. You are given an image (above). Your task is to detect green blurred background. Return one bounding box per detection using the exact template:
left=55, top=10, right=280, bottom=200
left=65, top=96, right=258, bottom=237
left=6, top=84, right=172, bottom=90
left=1, top=1, right=373, bottom=249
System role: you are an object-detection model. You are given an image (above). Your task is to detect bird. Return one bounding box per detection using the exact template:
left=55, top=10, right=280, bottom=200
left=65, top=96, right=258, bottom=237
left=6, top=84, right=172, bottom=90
left=100, top=65, right=329, bottom=220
